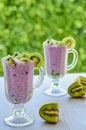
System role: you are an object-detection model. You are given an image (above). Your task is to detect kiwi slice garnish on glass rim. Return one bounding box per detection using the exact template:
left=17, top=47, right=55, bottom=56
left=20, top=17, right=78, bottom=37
left=5, top=52, right=43, bottom=67
left=29, top=52, right=43, bottom=67
left=62, top=36, right=76, bottom=49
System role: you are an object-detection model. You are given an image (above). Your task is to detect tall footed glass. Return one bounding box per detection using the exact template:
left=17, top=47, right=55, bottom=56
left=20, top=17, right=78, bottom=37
left=2, top=57, right=44, bottom=127
left=43, top=43, right=78, bottom=97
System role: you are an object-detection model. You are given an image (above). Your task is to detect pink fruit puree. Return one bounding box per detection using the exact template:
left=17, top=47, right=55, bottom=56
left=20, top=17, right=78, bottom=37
left=44, top=44, right=68, bottom=76
left=2, top=60, right=34, bottom=104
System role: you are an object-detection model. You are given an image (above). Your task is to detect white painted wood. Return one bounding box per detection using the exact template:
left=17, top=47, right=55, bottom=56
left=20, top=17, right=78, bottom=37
left=0, top=73, right=86, bottom=130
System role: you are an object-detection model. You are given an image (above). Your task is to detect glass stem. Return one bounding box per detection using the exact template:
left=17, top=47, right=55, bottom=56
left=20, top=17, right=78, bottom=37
left=51, top=78, right=60, bottom=90
left=13, top=104, right=25, bottom=117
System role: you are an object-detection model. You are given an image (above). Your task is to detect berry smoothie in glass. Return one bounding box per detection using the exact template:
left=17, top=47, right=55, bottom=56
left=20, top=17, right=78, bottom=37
left=44, top=44, right=68, bottom=78
left=43, top=38, right=78, bottom=97
left=3, top=59, right=34, bottom=104
left=2, top=52, right=44, bottom=127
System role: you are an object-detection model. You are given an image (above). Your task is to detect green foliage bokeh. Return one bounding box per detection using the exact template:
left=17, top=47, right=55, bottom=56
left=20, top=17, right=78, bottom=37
left=0, top=0, right=86, bottom=75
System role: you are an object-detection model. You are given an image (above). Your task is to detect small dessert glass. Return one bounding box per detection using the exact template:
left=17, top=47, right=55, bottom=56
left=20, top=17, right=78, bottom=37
left=43, top=44, right=78, bottom=97
left=2, top=59, right=44, bottom=127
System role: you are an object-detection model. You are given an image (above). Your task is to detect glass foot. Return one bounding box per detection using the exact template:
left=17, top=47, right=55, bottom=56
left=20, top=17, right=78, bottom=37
left=4, top=114, right=34, bottom=127
left=44, top=87, right=67, bottom=97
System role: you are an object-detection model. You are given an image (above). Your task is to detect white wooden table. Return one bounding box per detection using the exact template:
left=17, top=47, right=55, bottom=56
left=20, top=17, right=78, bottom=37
left=0, top=73, right=86, bottom=130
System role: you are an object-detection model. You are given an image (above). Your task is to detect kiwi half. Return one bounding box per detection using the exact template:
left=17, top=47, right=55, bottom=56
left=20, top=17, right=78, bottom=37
left=76, top=76, right=86, bottom=92
left=39, top=103, right=59, bottom=123
left=68, top=80, right=85, bottom=98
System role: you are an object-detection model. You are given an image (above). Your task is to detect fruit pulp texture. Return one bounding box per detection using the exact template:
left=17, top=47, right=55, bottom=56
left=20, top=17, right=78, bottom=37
left=3, top=60, right=34, bottom=104
left=44, top=44, right=68, bottom=76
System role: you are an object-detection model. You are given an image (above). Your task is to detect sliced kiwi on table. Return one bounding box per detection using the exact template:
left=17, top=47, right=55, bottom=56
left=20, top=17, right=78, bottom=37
left=39, top=103, right=59, bottom=123
left=76, top=76, right=86, bottom=92
left=68, top=80, right=85, bottom=98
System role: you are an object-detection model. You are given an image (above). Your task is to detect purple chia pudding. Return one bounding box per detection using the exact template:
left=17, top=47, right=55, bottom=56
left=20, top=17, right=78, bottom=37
left=2, top=59, right=34, bottom=104
left=43, top=44, right=68, bottom=78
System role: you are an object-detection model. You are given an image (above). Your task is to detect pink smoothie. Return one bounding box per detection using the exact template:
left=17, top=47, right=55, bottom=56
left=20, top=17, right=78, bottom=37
left=2, top=59, right=34, bottom=104
left=44, top=44, right=68, bottom=77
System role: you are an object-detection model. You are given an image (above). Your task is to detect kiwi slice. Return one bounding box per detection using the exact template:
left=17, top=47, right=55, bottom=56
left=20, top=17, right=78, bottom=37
left=43, top=39, right=58, bottom=45
left=43, top=39, right=50, bottom=45
left=76, top=76, right=86, bottom=92
left=21, top=57, right=30, bottom=63
left=29, top=52, right=43, bottom=67
left=39, top=103, right=59, bottom=123
left=7, top=56, right=17, bottom=69
left=13, top=52, right=22, bottom=59
left=62, top=36, right=76, bottom=49
left=5, top=52, right=43, bottom=66
left=58, top=41, right=64, bottom=46
left=22, top=53, right=30, bottom=59
left=49, top=39, right=57, bottom=45
left=68, top=80, right=85, bottom=98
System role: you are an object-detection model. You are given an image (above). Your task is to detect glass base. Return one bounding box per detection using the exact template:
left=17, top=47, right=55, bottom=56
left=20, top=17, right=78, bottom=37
left=4, top=114, right=34, bottom=127
left=44, top=87, right=67, bottom=97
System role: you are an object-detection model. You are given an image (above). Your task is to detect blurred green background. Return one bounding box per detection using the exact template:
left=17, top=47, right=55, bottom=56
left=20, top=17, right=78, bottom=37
left=0, top=0, right=86, bottom=76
